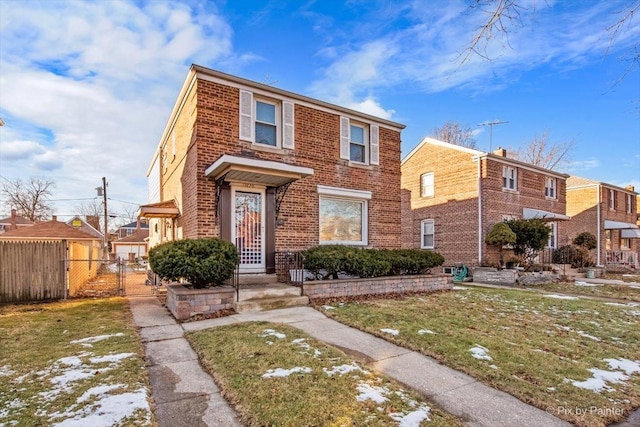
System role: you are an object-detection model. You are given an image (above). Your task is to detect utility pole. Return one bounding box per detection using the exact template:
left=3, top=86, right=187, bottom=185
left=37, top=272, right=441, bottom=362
left=478, top=120, right=508, bottom=151
left=96, top=178, right=108, bottom=259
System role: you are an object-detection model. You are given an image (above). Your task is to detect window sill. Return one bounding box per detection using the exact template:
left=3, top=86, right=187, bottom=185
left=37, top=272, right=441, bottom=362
left=320, top=241, right=368, bottom=246
left=347, top=161, right=374, bottom=170
left=502, top=188, right=519, bottom=194
left=545, top=196, right=557, bottom=201
left=250, top=143, right=291, bottom=155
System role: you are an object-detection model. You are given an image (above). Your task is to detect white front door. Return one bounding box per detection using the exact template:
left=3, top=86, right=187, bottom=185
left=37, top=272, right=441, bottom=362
left=231, top=186, right=266, bottom=273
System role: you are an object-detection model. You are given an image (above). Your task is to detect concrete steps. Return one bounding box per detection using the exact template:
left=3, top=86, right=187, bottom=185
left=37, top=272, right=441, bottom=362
left=232, top=276, right=308, bottom=313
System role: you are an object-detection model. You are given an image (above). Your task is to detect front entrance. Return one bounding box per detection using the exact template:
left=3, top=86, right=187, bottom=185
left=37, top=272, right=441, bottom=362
left=231, top=186, right=266, bottom=273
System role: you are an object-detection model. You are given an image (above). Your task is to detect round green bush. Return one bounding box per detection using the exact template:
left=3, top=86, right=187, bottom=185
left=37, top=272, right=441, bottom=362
left=148, top=238, right=238, bottom=288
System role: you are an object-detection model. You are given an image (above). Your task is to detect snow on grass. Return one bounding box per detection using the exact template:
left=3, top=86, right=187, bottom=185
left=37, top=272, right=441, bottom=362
left=469, top=345, right=492, bottom=361
left=570, top=358, right=640, bottom=393
left=260, top=329, right=286, bottom=339
left=356, top=383, right=389, bottom=403
left=69, top=333, right=124, bottom=348
left=322, top=305, right=335, bottom=310
left=89, top=353, right=135, bottom=364
left=49, top=386, right=150, bottom=427
left=323, top=363, right=369, bottom=377
left=0, top=365, right=16, bottom=377
left=574, top=281, right=603, bottom=287
left=291, top=338, right=322, bottom=357
left=380, top=328, right=399, bottom=336
left=417, top=329, right=436, bottom=335
left=577, top=331, right=601, bottom=341
left=543, top=294, right=579, bottom=300
left=453, top=286, right=469, bottom=290
left=262, top=366, right=312, bottom=378
left=390, top=406, right=431, bottom=427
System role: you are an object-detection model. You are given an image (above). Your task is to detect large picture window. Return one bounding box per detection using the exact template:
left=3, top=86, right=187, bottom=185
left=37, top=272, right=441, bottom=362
left=318, top=186, right=370, bottom=246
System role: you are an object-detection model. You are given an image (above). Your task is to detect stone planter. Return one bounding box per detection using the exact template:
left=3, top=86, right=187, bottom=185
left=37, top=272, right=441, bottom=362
left=166, top=283, right=235, bottom=321
left=302, top=274, right=451, bottom=299
left=472, top=267, right=518, bottom=285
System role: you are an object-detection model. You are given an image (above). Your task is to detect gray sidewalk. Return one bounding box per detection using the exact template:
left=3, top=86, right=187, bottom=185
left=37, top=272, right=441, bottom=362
left=129, top=293, right=569, bottom=427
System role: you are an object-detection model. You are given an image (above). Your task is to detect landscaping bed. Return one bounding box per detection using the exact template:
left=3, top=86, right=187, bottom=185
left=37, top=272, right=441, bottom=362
left=187, top=321, right=463, bottom=426
left=0, top=298, right=155, bottom=426
left=314, top=287, right=640, bottom=427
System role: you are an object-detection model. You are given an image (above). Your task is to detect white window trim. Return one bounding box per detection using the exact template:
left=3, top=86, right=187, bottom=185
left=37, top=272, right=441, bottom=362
left=339, top=116, right=379, bottom=166
left=546, top=222, right=557, bottom=249
left=502, top=166, right=517, bottom=191
left=545, top=177, right=556, bottom=199
left=609, top=189, right=616, bottom=211
left=239, top=89, right=294, bottom=149
left=420, top=219, right=435, bottom=249
left=318, top=185, right=370, bottom=246
left=421, top=172, right=434, bottom=198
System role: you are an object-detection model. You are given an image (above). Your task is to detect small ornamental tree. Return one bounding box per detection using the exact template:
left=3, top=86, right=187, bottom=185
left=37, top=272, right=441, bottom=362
left=485, top=222, right=517, bottom=269
left=148, top=238, right=238, bottom=289
left=573, top=232, right=597, bottom=250
left=504, top=218, right=550, bottom=271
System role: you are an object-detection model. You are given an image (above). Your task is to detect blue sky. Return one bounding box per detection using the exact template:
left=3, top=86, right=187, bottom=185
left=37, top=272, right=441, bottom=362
left=0, top=0, right=639, bottom=225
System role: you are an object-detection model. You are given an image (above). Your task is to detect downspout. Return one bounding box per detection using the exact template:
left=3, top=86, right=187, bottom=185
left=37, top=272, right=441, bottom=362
left=477, top=157, right=483, bottom=264
left=596, top=184, right=601, bottom=266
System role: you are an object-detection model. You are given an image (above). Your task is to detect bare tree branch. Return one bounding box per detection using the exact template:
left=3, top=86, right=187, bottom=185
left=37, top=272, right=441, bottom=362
left=507, top=131, right=574, bottom=170
left=431, top=121, right=478, bottom=148
left=1, top=177, right=55, bottom=221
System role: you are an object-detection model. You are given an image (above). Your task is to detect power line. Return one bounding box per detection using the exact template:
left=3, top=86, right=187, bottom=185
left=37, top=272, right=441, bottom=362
left=107, top=197, right=141, bottom=205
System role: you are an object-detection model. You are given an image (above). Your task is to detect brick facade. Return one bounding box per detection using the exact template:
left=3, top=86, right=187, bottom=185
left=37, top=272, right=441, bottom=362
left=146, top=65, right=404, bottom=273
left=401, top=138, right=568, bottom=267
left=565, top=176, right=639, bottom=266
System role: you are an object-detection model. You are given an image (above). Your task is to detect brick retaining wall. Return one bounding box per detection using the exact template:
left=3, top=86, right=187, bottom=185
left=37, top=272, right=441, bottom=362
left=302, top=275, right=451, bottom=299
left=166, top=284, right=235, bottom=321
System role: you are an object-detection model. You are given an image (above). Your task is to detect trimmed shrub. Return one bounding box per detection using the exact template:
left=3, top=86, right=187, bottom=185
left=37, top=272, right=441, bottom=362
left=302, top=245, right=445, bottom=280
left=552, top=245, right=593, bottom=268
left=148, top=238, right=238, bottom=289
left=573, top=232, right=597, bottom=250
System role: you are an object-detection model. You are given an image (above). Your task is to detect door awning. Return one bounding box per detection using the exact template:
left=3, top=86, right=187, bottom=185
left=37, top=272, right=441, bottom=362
left=604, top=220, right=639, bottom=230
left=621, top=228, right=640, bottom=238
left=138, top=200, right=181, bottom=218
left=522, top=208, right=571, bottom=221
left=205, top=155, right=314, bottom=187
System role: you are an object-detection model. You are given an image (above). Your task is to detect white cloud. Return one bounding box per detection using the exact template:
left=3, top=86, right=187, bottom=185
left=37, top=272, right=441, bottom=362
left=564, top=159, right=601, bottom=172
left=0, top=140, right=46, bottom=161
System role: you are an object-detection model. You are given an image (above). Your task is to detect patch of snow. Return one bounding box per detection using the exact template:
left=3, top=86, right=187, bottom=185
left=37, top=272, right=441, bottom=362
left=574, top=281, right=603, bottom=287
left=417, top=329, right=436, bottom=335
left=380, top=328, right=399, bottom=336
left=389, top=406, right=431, bottom=427
left=571, top=368, right=627, bottom=392
left=544, top=294, right=578, bottom=300
left=0, top=365, right=16, bottom=377
left=57, top=356, right=84, bottom=367
left=323, top=363, right=369, bottom=377
left=605, top=302, right=628, bottom=307
left=50, top=387, right=149, bottom=427
left=489, top=365, right=499, bottom=370
left=262, top=366, right=311, bottom=378
left=469, top=345, right=492, bottom=361
left=630, top=285, right=640, bottom=289
left=547, top=387, right=556, bottom=392
left=260, top=329, right=286, bottom=339
left=577, top=331, right=601, bottom=341
left=69, top=333, right=124, bottom=348
left=292, top=338, right=322, bottom=357
left=453, top=286, right=469, bottom=290
left=356, top=383, right=389, bottom=404
left=605, top=358, right=640, bottom=375
left=322, top=305, right=335, bottom=310
left=89, top=353, right=135, bottom=364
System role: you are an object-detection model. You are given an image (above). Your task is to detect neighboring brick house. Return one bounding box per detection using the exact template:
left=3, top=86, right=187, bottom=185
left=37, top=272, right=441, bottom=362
left=401, top=138, right=569, bottom=267
left=139, top=65, right=405, bottom=275
left=115, top=219, right=149, bottom=239
left=565, top=176, right=639, bottom=268
left=0, top=209, right=34, bottom=234
left=112, top=228, right=149, bottom=261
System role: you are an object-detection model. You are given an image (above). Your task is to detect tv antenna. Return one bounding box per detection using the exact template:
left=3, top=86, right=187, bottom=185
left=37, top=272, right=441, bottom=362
left=478, top=120, right=508, bottom=151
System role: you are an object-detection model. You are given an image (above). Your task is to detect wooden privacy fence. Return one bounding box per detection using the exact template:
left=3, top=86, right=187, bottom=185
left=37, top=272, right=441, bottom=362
left=0, top=241, right=67, bottom=303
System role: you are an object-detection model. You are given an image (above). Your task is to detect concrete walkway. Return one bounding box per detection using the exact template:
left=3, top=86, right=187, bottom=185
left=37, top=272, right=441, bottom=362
left=128, top=293, right=569, bottom=427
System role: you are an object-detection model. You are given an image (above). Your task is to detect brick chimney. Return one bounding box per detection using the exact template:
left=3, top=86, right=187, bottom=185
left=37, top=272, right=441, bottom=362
left=625, top=185, right=635, bottom=192
left=493, top=147, right=507, bottom=157
left=10, top=209, right=17, bottom=230
left=52, top=215, right=57, bottom=222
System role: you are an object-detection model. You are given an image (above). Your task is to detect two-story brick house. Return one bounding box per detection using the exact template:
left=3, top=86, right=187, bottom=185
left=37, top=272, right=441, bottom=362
left=139, top=65, right=405, bottom=275
left=401, top=138, right=569, bottom=267
left=565, top=176, right=639, bottom=268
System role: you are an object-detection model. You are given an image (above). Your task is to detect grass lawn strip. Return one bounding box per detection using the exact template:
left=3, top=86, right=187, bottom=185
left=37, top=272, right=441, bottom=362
left=315, top=287, right=640, bottom=427
left=534, top=280, right=640, bottom=302
left=187, top=321, right=463, bottom=427
left=0, top=298, right=154, bottom=426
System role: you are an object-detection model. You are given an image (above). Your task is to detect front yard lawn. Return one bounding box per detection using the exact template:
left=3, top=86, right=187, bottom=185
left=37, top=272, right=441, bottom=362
left=315, top=287, right=640, bottom=427
left=534, top=281, right=640, bottom=302
left=0, top=298, right=155, bottom=426
left=187, top=321, right=463, bottom=427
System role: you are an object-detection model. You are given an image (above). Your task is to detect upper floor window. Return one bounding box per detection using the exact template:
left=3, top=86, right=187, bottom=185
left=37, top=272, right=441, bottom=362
left=545, top=177, right=556, bottom=199
left=340, top=116, right=379, bottom=166
left=239, top=90, right=294, bottom=149
left=626, top=194, right=633, bottom=214
left=502, top=166, right=517, bottom=191
left=421, top=172, right=434, bottom=198
left=421, top=219, right=435, bottom=249
left=609, top=189, right=616, bottom=211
